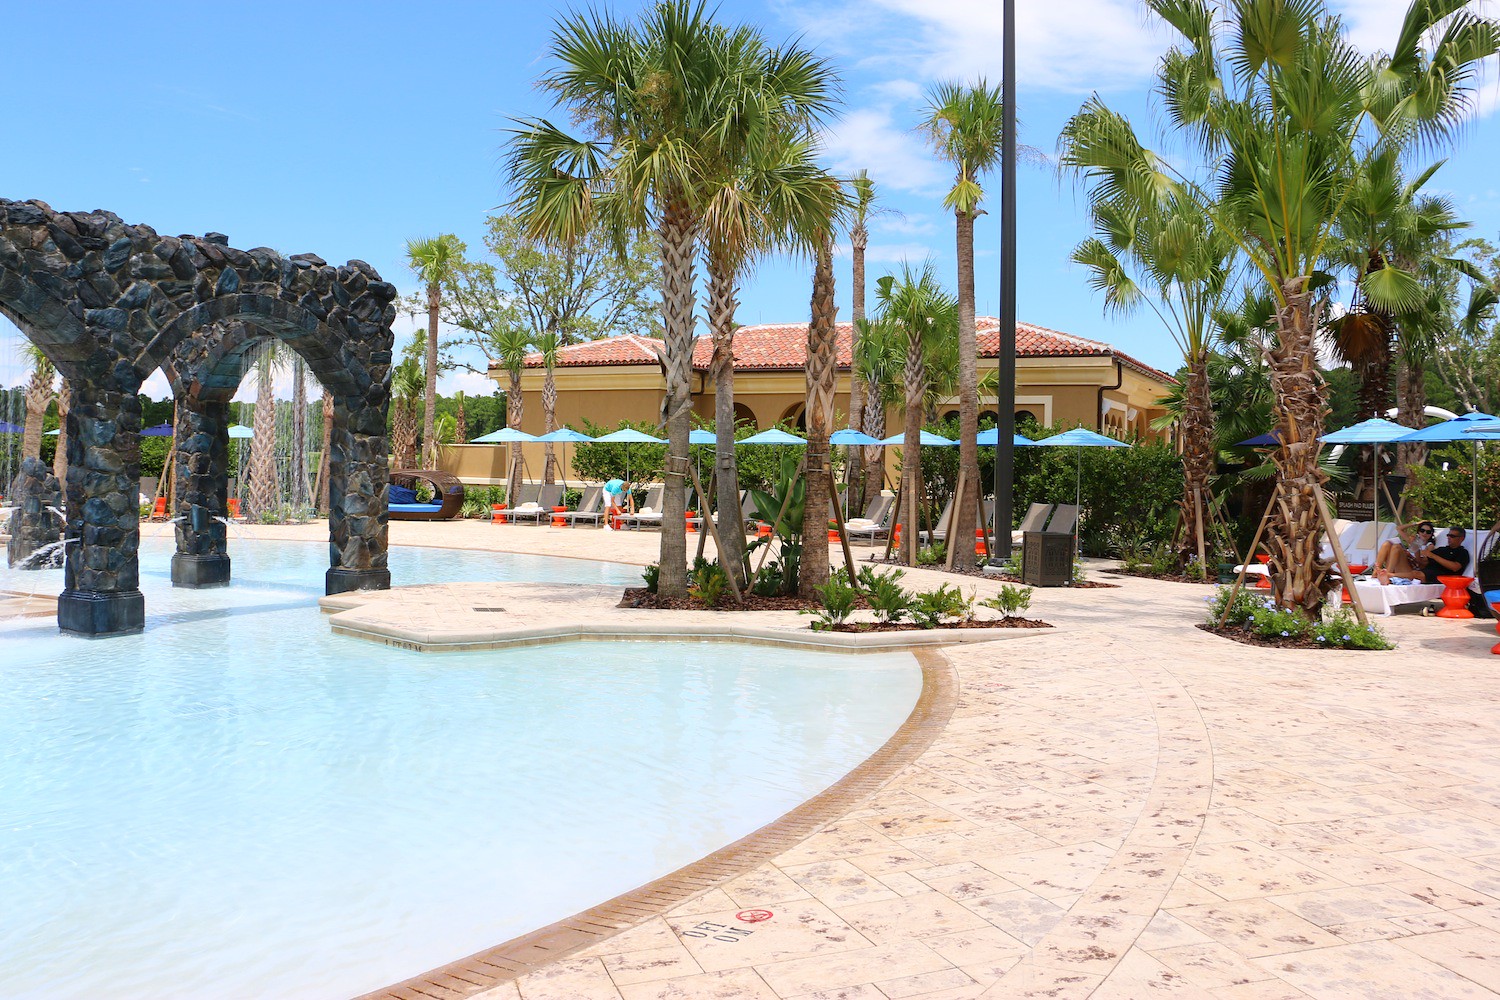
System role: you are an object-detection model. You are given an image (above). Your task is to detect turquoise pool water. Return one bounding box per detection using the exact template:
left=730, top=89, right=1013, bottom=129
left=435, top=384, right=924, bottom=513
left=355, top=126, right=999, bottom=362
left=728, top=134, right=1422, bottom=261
left=0, top=538, right=921, bottom=999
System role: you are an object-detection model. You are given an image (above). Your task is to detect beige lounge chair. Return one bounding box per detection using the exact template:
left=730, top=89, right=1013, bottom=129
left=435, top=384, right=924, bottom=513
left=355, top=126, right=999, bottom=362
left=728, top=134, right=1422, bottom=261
left=615, top=485, right=665, bottom=530
left=562, top=486, right=605, bottom=527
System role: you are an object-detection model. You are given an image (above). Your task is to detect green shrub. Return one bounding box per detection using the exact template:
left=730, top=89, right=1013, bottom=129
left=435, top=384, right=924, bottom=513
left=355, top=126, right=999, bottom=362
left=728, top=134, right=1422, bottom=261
left=750, top=560, right=784, bottom=597
left=909, top=583, right=968, bottom=628
left=1312, top=610, right=1393, bottom=650
left=1205, top=585, right=1262, bottom=627
left=642, top=562, right=660, bottom=594
left=916, top=543, right=946, bottom=566
left=460, top=498, right=488, bottom=518
left=1204, top=586, right=1393, bottom=649
left=982, top=584, right=1033, bottom=619
left=689, top=559, right=729, bottom=607
left=807, top=569, right=858, bottom=630
left=858, top=566, right=909, bottom=623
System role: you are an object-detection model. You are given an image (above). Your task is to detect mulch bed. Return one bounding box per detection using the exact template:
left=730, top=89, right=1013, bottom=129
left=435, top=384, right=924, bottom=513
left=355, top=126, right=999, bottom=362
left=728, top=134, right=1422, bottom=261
left=981, top=571, right=1119, bottom=590
left=620, top=588, right=820, bottom=612
left=861, top=556, right=1121, bottom=588
left=825, top=617, right=1051, bottom=633
left=1107, top=570, right=1217, bottom=586
left=1195, top=622, right=1381, bottom=650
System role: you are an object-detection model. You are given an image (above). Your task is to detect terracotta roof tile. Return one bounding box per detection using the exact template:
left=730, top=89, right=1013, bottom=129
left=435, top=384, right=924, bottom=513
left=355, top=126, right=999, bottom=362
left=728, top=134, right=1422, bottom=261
left=517, top=319, right=1174, bottom=384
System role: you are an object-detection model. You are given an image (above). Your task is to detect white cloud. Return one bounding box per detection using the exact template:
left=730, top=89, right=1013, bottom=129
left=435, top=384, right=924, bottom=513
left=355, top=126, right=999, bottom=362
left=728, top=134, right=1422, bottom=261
left=821, top=108, right=947, bottom=195
left=874, top=212, right=941, bottom=236
left=834, top=241, right=941, bottom=265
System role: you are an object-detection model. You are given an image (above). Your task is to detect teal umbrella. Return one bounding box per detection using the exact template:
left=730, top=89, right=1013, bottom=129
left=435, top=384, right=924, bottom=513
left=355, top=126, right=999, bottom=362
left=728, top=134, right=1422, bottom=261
left=1321, top=417, right=1412, bottom=546
left=470, top=427, right=539, bottom=443
left=535, top=427, right=595, bottom=486
left=975, top=427, right=1035, bottom=447
left=830, top=428, right=882, bottom=446
left=593, top=427, right=665, bottom=485
left=1035, top=427, right=1131, bottom=514
left=227, top=424, right=253, bottom=440
left=741, top=428, right=807, bottom=445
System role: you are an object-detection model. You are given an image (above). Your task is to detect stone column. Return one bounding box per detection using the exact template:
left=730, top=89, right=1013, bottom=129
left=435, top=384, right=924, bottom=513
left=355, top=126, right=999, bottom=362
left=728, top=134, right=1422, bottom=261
left=6, top=457, right=63, bottom=568
left=325, top=398, right=391, bottom=595
left=170, top=395, right=231, bottom=588
left=58, top=384, right=145, bottom=636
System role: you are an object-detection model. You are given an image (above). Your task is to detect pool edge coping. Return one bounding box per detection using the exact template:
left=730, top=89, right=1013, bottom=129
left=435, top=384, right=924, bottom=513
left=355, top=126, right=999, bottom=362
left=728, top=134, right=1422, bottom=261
left=350, top=646, right=960, bottom=1000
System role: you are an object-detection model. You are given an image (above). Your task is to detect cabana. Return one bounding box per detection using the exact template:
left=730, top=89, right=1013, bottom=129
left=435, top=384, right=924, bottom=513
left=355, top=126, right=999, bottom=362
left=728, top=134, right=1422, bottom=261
left=388, top=469, right=466, bottom=521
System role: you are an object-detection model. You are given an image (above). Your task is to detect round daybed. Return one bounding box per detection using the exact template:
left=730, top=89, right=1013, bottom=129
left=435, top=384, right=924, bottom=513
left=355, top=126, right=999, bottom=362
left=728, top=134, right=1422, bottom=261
left=388, top=469, right=465, bottom=521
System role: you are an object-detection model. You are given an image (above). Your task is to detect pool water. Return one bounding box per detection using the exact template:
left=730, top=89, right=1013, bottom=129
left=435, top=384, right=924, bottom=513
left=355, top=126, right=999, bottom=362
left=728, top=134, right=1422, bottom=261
left=0, top=538, right=921, bottom=999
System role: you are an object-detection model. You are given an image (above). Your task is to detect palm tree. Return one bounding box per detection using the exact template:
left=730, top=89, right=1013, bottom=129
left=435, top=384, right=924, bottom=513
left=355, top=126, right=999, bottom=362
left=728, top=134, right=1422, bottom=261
left=490, top=327, right=531, bottom=504
left=536, top=331, right=562, bottom=484
left=390, top=356, right=423, bottom=470
left=245, top=341, right=284, bottom=520
left=875, top=265, right=958, bottom=565
left=1064, top=190, right=1236, bottom=566
left=1060, top=0, right=1498, bottom=610
left=920, top=82, right=1042, bottom=570
left=406, top=234, right=464, bottom=467
left=290, top=356, right=309, bottom=508
left=52, top=376, right=70, bottom=486
left=845, top=171, right=877, bottom=514
left=802, top=224, right=841, bottom=596
left=453, top=389, right=468, bottom=447
left=317, top=389, right=333, bottom=516
left=20, top=344, right=55, bottom=462
left=853, top=315, right=903, bottom=454
left=506, top=0, right=838, bottom=597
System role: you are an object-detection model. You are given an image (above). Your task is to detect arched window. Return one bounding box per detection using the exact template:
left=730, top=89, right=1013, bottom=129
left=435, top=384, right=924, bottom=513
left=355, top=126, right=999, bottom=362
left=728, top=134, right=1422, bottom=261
left=732, top=402, right=757, bottom=429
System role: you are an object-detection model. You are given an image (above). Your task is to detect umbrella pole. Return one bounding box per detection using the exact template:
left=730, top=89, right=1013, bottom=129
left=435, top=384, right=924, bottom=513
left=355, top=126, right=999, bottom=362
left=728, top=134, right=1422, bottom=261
left=1475, top=441, right=1480, bottom=563
left=1373, top=444, right=1380, bottom=550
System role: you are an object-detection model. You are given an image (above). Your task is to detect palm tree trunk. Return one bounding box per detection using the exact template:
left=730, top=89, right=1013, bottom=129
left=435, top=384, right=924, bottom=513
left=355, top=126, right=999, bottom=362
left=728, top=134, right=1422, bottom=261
left=953, top=208, right=980, bottom=571
left=247, top=363, right=277, bottom=519
left=52, top=377, right=70, bottom=485
left=393, top=400, right=417, bottom=469
left=506, top=368, right=524, bottom=505
left=455, top=397, right=468, bottom=447
left=847, top=223, right=868, bottom=514
left=1179, top=353, right=1216, bottom=566
left=657, top=198, right=696, bottom=598
left=317, top=391, right=333, bottom=516
left=862, top=377, right=886, bottom=495
left=902, top=336, right=926, bottom=566
left=22, top=368, right=52, bottom=461
left=1267, top=278, right=1331, bottom=611
left=708, top=250, right=746, bottom=585
left=423, top=283, right=440, bottom=467
left=291, top=358, right=308, bottom=507
left=801, top=234, right=838, bottom=597
left=542, top=364, right=558, bottom=485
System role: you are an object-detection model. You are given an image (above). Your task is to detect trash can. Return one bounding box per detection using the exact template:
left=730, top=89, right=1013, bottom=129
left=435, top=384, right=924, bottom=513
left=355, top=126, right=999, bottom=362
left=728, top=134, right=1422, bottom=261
left=1022, top=531, right=1074, bottom=587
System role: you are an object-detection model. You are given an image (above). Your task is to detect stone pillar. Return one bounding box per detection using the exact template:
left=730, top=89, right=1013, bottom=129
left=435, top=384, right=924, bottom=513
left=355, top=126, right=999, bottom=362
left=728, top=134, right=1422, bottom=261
left=170, top=395, right=231, bottom=588
left=325, top=398, right=391, bottom=595
left=6, top=457, right=63, bottom=568
left=58, top=385, right=145, bottom=636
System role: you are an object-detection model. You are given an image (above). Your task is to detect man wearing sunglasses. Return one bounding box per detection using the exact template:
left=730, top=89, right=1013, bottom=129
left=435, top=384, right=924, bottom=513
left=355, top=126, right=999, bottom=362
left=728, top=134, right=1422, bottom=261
left=1423, top=528, right=1471, bottom=584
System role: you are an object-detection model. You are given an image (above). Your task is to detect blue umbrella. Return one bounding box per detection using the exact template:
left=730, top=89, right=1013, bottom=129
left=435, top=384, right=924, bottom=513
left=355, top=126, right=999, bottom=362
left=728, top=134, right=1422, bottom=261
left=592, top=427, right=666, bottom=485
left=535, top=427, right=596, bottom=486
left=688, top=428, right=717, bottom=445
left=0, top=420, right=22, bottom=434
left=830, top=428, right=883, bottom=447
left=975, top=427, right=1036, bottom=447
left=1398, top=411, right=1500, bottom=555
left=470, top=426, right=539, bottom=443
left=227, top=424, right=253, bottom=440
left=879, top=430, right=956, bottom=447
left=1035, top=427, right=1131, bottom=514
left=141, top=423, right=173, bottom=437
left=1321, top=418, right=1413, bottom=542
left=1236, top=430, right=1282, bottom=447
left=741, top=428, right=807, bottom=446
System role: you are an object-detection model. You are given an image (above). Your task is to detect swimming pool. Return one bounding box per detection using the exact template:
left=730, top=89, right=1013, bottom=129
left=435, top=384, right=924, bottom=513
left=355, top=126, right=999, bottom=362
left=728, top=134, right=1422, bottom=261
left=0, top=538, right=921, bottom=999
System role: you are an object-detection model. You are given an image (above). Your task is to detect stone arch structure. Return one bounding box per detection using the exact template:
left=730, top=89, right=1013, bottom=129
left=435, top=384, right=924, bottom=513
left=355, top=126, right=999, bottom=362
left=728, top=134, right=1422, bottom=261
left=0, top=199, right=395, bottom=636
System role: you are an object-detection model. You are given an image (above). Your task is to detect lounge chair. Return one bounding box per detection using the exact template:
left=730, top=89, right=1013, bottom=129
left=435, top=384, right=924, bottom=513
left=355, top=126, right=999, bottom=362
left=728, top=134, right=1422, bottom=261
left=388, top=469, right=466, bottom=521
left=1045, top=504, right=1080, bottom=536
left=615, top=485, right=665, bottom=530
left=845, top=494, right=895, bottom=545
left=509, top=484, right=563, bottom=524
left=561, top=485, right=606, bottom=527
left=1010, top=502, right=1053, bottom=547
left=919, top=497, right=955, bottom=544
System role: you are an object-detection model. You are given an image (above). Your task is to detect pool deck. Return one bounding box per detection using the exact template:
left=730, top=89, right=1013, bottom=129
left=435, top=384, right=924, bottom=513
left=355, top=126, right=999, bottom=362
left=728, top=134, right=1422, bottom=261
left=144, top=519, right=1500, bottom=999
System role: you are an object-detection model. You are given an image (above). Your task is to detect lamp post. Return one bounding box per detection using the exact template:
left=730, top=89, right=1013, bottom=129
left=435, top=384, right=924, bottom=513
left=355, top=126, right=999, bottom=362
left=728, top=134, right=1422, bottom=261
left=994, top=0, right=1018, bottom=546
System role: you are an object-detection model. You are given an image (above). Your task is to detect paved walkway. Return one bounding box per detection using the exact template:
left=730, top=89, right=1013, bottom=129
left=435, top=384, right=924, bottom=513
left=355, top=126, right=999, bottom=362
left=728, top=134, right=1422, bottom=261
left=148, top=519, right=1500, bottom=998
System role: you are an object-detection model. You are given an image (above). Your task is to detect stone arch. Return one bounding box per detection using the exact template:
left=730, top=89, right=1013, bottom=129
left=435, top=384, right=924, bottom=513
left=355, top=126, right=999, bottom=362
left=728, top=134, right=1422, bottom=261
left=777, top=401, right=806, bottom=431
left=0, top=199, right=396, bottom=636
left=732, top=401, right=758, bottom=429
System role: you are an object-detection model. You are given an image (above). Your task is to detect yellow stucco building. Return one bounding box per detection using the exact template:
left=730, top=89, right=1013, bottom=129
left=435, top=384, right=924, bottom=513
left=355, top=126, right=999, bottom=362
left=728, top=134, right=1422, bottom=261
left=450, top=317, right=1175, bottom=485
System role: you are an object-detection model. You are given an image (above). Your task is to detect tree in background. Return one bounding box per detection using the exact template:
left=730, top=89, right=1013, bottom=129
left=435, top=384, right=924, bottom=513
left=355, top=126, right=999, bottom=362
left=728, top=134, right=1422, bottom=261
left=245, top=341, right=284, bottom=519
left=803, top=210, right=843, bottom=596
left=1061, top=0, right=1498, bottom=610
left=289, top=357, right=309, bottom=507
left=536, top=331, right=562, bottom=483
left=453, top=390, right=468, bottom=446
left=20, top=343, right=55, bottom=461
left=844, top=170, right=889, bottom=515
left=1432, top=236, right=1500, bottom=416
left=390, top=338, right=425, bottom=470
left=405, top=233, right=464, bottom=467
left=52, top=376, right=69, bottom=485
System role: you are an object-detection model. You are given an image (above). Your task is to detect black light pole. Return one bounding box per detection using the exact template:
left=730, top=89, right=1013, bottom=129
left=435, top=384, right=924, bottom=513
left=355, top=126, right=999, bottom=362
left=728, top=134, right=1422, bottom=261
left=994, top=0, right=1017, bottom=546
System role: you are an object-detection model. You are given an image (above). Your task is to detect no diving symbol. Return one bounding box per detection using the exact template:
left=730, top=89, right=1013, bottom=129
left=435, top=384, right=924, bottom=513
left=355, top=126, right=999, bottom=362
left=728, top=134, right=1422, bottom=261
left=736, top=909, right=774, bottom=923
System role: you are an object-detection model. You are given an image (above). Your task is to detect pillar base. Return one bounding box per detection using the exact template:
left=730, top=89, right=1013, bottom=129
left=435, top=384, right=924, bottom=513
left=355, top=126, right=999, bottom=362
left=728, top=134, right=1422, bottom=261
left=326, top=567, right=391, bottom=595
left=57, top=589, right=145, bottom=637
left=171, top=553, right=232, bottom=588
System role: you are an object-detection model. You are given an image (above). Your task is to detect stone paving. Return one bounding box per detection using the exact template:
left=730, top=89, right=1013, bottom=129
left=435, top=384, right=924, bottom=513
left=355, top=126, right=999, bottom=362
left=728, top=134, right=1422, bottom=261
left=142, top=518, right=1500, bottom=998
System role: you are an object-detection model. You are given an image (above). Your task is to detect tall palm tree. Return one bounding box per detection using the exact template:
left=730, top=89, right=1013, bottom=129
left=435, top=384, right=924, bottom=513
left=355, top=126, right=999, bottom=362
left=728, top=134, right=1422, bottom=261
left=289, top=356, right=309, bottom=508
left=490, top=327, right=531, bottom=503
left=1064, top=190, right=1236, bottom=566
left=845, top=170, right=877, bottom=514
left=390, top=356, right=423, bottom=470
left=506, top=0, right=838, bottom=597
left=853, top=315, right=903, bottom=455
left=20, top=344, right=55, bottom=462
left=52, top=375, right=70, bottom=486
left=875, top=265, right=958, bottom=565
left=406, top=234, right=464, bottom=467
left=245, top=341, right=285, bottom=520
left=1060, top=0, right=1498, bottom=610
left=536, top=331, right=562, bottom=484
left=920, top=83, right=1042, bottom=570
left=317, top=389, right=333, bottom=516
left=453, top=389, right=468, bottom=447
left=802, top=224, right=841, bottom=596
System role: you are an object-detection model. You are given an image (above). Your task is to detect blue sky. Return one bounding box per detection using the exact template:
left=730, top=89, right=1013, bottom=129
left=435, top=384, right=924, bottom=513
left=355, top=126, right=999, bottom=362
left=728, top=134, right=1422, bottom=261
left=2, top=0, right=1497, bottom=399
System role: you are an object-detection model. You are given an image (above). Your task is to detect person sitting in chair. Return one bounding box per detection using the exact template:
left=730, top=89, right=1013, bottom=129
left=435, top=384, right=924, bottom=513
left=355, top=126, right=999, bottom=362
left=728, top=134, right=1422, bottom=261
left=1422, top=527, right=1471, bottom=584
left=1373, top=520, right=1436, bottom=584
